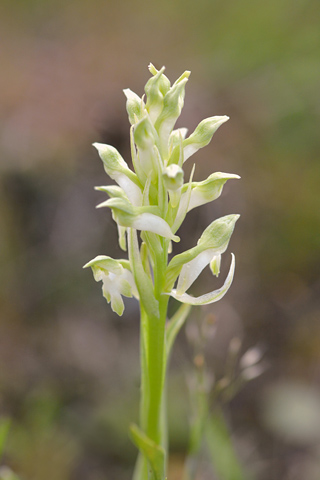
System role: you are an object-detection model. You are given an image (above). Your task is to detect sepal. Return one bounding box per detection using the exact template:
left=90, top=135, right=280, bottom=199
left=183, top=116, right=229, bottom=162
left=93, top=143, right=142, bottom=206
left=95, top=185, right=129, bottom=200
left=180, top=172, right=240, bottom=212
left=123, top=89, right=145, bottom=125
left=98, top=197, right=180, bottom=242
left=198, top=214, right=239, bottom=250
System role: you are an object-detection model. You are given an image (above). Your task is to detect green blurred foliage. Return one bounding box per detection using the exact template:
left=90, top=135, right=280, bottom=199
left=0, top=0, right=320, bottom=479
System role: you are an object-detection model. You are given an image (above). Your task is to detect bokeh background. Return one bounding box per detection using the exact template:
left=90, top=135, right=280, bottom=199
left=1, top=0, right=320, bottom=479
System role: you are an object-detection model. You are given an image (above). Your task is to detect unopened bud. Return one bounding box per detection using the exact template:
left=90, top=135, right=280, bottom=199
left=123, top=89, right=145, bottom=125
left=134, top=116, right=157, bottom=150
left=240, top=346, right=264, bottom=370
left=145, top=65, right=170, bottom=123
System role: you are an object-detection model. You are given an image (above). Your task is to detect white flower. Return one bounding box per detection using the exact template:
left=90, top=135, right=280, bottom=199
left=169, top=253, right=235, bottom=305
left=97, top=197, right=180, bottom=242
left=93, top=143, right=143, bottom=206
left=185, top=172, right=240, bottom=212
left=165, top=215, right=239, bottom=305
left=83, top=256, right=138, bottom=316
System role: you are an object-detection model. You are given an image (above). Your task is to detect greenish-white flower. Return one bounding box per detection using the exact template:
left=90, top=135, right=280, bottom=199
left=97, top=197, right=180, bottom=242
left=93, top=143, right=142, bottom=206
left=178, top=172, right=240, bottom=215
left=83, top=256, right=138, bottom=316
left=165, top=214, right=239, bottom=290
left=169, top=253, right=235, bottom=305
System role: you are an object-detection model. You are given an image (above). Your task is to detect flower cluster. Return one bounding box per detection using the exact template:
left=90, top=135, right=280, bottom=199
left=84, top=64, right=239, bottom=316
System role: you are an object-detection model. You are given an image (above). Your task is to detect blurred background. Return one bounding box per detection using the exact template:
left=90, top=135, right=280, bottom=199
left=1, top=0, right=320, bottom=478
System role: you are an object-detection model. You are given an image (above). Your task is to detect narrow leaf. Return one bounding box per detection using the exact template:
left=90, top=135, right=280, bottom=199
left=129, top=424, right=166, bottom=480
left=205, top=409, right=248, bottom=480
left=166, top=304, right=191, bottom=358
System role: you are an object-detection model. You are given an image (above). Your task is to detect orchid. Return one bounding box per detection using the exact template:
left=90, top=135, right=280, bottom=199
left=84, top=64, right=240, bottom=480
left=83, top=255, right=138, bottom=316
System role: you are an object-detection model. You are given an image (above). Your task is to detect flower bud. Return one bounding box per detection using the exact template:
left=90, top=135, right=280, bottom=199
left=134, top=116, right=157, bottom=151
left=155, top=74, right=190, bottom=157
left=145, top=65, right=170, bottom=123
left=123, top=89, right=145, bottom=125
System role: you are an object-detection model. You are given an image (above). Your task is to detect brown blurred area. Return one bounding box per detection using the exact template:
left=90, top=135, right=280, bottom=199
left=1, top=0, right=320, bottom=478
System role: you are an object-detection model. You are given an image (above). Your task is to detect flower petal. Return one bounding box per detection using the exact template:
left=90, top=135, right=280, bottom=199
left=170, top=254, right=235, bottom=305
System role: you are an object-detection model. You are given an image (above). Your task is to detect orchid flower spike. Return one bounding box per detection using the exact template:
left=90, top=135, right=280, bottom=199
left=85, top=64, right=239, bottom=318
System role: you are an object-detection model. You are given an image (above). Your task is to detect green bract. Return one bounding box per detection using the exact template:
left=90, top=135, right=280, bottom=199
left=84, top=64, right=240, bottom=480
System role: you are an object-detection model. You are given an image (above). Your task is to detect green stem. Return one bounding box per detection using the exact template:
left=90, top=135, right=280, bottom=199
left=146, top=294, right=169, bottom=444
left=132, top=233, right=170, bottom=480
